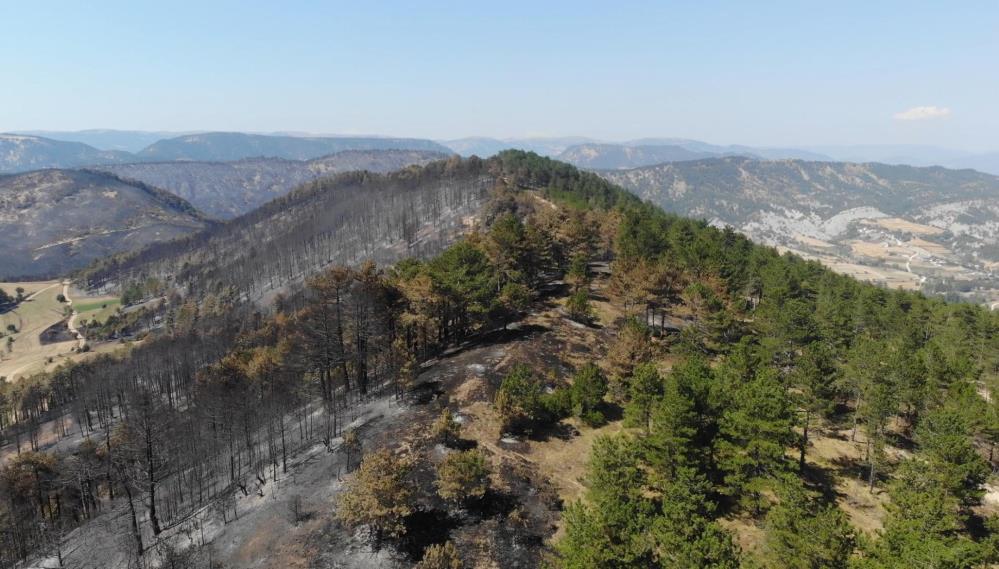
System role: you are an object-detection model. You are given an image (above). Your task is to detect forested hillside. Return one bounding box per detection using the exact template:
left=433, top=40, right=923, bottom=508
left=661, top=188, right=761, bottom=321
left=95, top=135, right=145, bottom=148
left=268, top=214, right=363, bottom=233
left=0, top=169, right=211, bottom=279
left=80, top=156, right=495, bottom=298
left=2, top=152, right=998, bottom=568
left=94, top=150, right=450, bottom=219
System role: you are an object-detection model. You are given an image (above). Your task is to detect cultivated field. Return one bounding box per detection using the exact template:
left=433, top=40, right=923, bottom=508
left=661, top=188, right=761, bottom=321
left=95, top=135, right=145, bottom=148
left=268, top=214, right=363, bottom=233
left=865, top=217, right=945, bottom=236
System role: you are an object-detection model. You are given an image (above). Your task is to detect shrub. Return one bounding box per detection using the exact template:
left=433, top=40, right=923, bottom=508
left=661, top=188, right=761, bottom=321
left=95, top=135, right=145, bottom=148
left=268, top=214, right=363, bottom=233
left=416, top=541, right=463, bottom=569
left=336, top=449, right=413, bottom=539
left=565, top=289, right=593, bottom=323
left=429, top=408, right=462, bottom=447
left=436, top=449, right=491, bottom=505
left=569, top=363, right=608, bottom=425
left=495, top=365, right=545, bottom=434
left=541, top=388, right=572, bottom=421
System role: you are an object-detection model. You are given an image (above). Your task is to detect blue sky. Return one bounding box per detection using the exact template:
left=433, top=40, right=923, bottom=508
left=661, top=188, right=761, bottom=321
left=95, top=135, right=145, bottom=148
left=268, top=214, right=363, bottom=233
left=1, top=1, right=996, bottom=149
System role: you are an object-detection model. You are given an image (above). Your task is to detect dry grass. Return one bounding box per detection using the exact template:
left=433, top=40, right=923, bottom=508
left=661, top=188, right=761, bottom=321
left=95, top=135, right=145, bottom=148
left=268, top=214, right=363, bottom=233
left=907, top=237, right=951, bottom=256
left=869, top=217, right=944, bottom=236
left=0, top=281, right=127, bottom=382
left=804, top=426, right=891, bottom=534
left=793, top=234, right=836, bottom=249
left=719, top=516, right=767, bottom=556
left=849, top=240, right=907, bottom=260
left=0, top=280, right=75, bottom=381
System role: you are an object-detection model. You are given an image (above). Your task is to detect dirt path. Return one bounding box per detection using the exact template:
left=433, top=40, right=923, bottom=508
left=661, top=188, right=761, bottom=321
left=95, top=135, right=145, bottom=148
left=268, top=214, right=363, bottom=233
left=62, top=280, right=86, bottom=350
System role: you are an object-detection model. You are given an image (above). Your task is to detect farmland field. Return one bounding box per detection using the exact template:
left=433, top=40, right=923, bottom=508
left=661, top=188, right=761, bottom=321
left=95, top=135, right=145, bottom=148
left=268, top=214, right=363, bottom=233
left=0, top=281, right=121, bottom=382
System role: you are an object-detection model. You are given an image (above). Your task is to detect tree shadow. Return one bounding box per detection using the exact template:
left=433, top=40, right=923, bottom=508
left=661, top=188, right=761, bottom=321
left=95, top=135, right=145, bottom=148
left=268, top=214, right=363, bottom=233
left=436, top=324, right=549, bottom=361
left=536, top=281, right=570, bottom=300
left=830, top=455, right=866, bottom=479
left=405, top=380, right=445, bottom=405
left=799, top=461, right=841, bottom=504
left=599, top=402, right=624, bottom=423
left=886, top=430, right=916, bottom=452
left=448, top=437, right=479, bottom=451
left=526, top=420, right=578, bottom=442
left=467, top=488, right=518, bottom=520
left=397, top=509, right=461, bottom=561
left=966, top=512, right=992, bottom=539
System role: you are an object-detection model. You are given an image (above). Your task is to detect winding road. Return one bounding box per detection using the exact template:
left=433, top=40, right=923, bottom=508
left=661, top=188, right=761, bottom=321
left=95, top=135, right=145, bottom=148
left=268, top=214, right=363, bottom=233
left=62, top=280, right=86, bottom=350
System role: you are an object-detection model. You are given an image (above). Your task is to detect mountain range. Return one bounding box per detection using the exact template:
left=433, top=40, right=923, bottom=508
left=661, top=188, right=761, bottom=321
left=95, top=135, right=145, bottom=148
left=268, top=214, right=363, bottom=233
left=809, top=144, right=999, bottom=176
left=0, top=132, right=453, bottom=173
left=441, top=136, right=832, bottom=163
left=7, top=130, right=999, bottom=176
left=14, top=129, right=191, bottom=153
left=135, top=132, right=452, bottom=162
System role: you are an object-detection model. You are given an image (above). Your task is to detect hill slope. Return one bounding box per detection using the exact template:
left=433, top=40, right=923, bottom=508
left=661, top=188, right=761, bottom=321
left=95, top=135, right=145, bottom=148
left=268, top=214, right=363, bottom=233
left=138, top=132, right=453, bottom=162
left=602, top=157, right=999, bottom=298
left=81, top=156, right=494, bottom=296
left=94, top=149, right=450, bottom=219
left=0, top=134, right=132, bottom=172
left=0, top=169, right=210, bottom=279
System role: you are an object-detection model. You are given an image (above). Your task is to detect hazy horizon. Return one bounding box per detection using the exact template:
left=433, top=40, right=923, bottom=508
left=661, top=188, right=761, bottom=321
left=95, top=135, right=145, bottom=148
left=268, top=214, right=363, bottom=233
left=2, top=1, right=997, bottom=151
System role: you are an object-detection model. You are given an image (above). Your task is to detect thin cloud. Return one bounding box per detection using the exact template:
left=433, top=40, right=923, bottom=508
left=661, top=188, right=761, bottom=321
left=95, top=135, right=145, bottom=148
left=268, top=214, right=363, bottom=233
left=893, top=106, right=952, bottom=121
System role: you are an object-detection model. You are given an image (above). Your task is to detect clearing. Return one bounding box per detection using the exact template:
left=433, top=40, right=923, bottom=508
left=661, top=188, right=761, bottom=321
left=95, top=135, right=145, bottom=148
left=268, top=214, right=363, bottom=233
left=0, top=280, right=122, bottom=382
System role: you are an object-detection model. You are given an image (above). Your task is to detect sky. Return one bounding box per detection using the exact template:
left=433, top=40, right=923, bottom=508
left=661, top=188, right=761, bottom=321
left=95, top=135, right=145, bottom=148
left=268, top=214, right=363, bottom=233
left=1, top=1, right=996, bottom=150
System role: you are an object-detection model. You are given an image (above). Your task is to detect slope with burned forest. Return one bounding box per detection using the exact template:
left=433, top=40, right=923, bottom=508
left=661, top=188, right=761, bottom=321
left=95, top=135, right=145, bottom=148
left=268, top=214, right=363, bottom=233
left=94, top=149, right=450, bottom=219
left=80, top=156, right=496, bottom=298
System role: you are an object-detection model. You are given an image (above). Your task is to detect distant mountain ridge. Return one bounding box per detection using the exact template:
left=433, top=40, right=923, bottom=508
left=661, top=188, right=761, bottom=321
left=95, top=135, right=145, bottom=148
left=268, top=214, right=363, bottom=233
left=0, top=169, right=211, bottom=279
left=0, top=134, right=133, bottom=172
left=557, top=143, right=747, bottom=169
left=440, top=136, right=832, bottom=167
left=441, top=136, right=597, bottom=157
left=0, top=132, right=454, bottom=173
left=809, top=144, right=999, bottom=176
left=137, top=132, right=453, bottom=162
left=14, top=130, right=192, bottom=152
left=94, top=149, right=450, bottom=219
